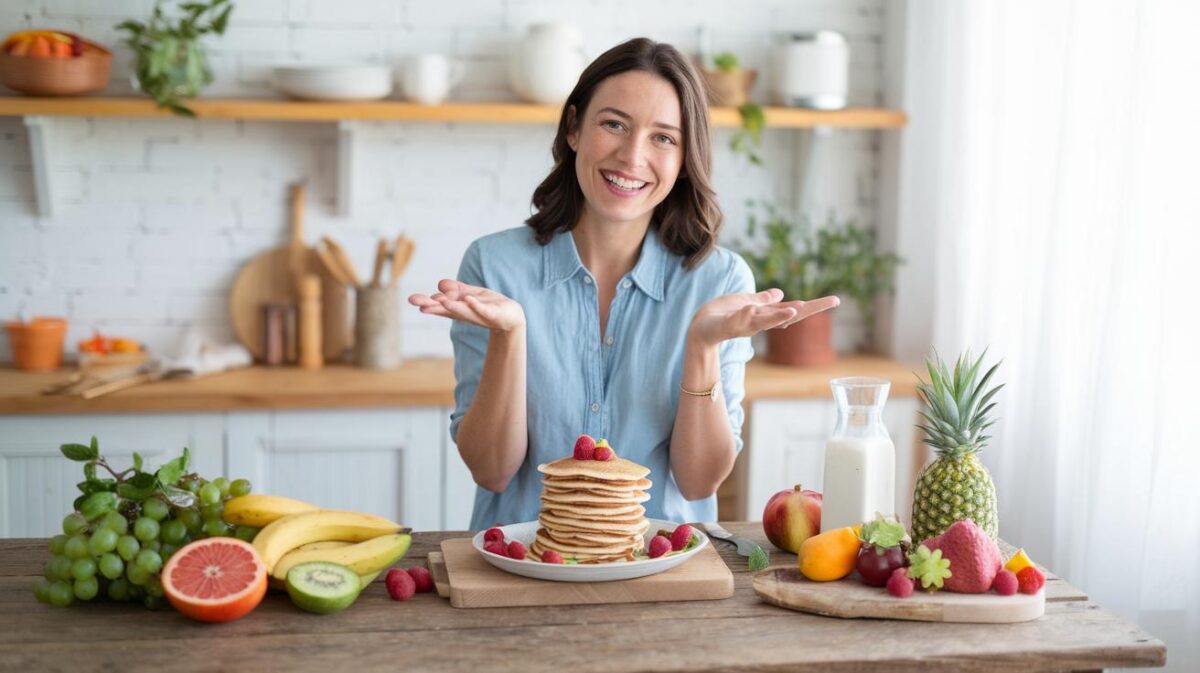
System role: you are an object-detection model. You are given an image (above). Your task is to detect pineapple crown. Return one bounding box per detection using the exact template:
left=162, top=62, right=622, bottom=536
left=915, top=348, right=1004, bottom=458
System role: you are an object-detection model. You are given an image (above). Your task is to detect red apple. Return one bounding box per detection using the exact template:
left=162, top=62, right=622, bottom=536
left=761, top=485, right=823, bottom=553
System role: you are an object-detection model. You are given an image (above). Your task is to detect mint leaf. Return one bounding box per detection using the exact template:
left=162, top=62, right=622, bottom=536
left=61, top=443, right=98, bottom=462
left=116, top=472, right=157, bottom=501
left=155, top=447, right=190, bottom=486
left=749, top=545, right=770, bottom=572
left=132, top=452, right=144, bottom=471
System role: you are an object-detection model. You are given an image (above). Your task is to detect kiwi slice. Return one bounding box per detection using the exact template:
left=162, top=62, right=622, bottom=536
left=286, top=561, right=362, bottom=615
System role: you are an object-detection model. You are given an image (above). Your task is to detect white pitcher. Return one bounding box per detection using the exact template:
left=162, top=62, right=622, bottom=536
left=508, top=23, right=586, bottom=105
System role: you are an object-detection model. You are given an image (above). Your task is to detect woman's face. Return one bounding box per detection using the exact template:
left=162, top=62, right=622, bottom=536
left=568, top=70, right=685, bottom=229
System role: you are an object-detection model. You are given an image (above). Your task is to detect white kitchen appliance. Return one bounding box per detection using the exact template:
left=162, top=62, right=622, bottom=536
left=771, top=31, right=849, bottom=109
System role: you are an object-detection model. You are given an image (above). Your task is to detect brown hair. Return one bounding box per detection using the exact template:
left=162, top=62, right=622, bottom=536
left=525, top=38, right=722, bottom=269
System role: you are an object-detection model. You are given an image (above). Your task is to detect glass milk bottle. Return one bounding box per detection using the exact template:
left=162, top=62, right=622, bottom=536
left=820, top=377, right=896, bottom=531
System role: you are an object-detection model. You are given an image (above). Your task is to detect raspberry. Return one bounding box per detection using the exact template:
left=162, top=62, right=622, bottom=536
left=992, top=568, right=1018, bottom=596
left=887, top=567, right=914, bottom=598
left=1016, top=566, right=1045, bottom=594
left=483, top=527, right=504, bottom=544
left=670, top=524, right=694, bottom=551
left=593, top=446, right=614, bottom=461
left=483, top=540, right=508, bottom=557
left=648, top=535, right=672, bottom=558
left=542, top=550, right=564, bottom=564
left=407, top=566, right=434, bottom=593
left=385, top=568, right=415, bottom=601
left=507, top=540, right=527, bottom=560
left=573, top=435, right=596, bottom=460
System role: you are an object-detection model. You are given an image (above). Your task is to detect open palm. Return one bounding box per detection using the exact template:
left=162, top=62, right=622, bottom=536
left=688, top=288, right=840, bottom=347
left=408, top=279, right=526, bottom=332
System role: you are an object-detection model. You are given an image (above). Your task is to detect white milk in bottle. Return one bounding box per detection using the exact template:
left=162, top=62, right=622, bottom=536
left=820, top=377, right=896, bottom=531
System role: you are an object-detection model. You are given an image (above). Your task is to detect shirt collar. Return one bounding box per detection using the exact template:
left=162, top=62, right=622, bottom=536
left=542, top=226, right=667, bottom=302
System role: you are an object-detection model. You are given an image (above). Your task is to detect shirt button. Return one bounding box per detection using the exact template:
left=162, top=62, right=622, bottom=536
left=621, top=280, right=632, bottom=289
left=583, top=276, right=593, bottom=285
left=605, top=335, right=614, bottom=346
left=590, top=402, right=600, bottom=413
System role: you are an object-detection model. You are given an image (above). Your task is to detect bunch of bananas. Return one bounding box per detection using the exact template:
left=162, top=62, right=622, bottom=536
left=223, top=495, right=411, bottom=587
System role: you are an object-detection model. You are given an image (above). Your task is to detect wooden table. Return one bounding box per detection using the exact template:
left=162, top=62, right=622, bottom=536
left=0, top=523, right=1165, bottom=672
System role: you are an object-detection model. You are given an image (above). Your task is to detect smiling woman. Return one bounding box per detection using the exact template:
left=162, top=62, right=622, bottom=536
left=409, top=38, right=839, bottom=532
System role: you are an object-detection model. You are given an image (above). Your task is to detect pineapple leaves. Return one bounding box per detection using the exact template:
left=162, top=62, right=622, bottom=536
left=916, top=349, right=1003, bottom=455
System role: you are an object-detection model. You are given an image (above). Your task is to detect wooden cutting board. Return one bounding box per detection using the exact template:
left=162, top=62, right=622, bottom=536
left=228, top=183, right=351, bottom=362
left=753, top=568, right=1045, bottom=623
left=437, top=538, right=734, bottom=608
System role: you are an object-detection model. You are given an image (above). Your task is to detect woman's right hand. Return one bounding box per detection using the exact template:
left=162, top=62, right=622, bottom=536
left=408, top=279, right=526, bottom=333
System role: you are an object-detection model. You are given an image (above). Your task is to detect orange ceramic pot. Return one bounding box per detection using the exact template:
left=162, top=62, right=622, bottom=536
left=765, top=309, right=836, bottom=366
left=6, top=316, right=67, bottom=371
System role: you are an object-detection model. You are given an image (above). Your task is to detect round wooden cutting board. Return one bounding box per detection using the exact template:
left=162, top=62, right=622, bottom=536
left=229, top=184, right=351, bottom=362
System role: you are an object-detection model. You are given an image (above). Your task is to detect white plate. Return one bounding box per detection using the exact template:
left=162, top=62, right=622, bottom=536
left=272, top=65, right=393, bottom=101
left=472, top=518, right=708, bottom=582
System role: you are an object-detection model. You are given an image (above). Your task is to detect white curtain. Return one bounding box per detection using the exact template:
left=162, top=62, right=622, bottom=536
left=899, top=1, right=1199, bottom=670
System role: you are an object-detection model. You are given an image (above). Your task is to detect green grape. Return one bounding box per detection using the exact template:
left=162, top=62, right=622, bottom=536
left=234, top=526, right=259, bottom=542
left=70, top=557, right=96, bottom=581
left=48, top=580, right=74, bottom=607
left=89, top=527, right=119, bottom=555
left=33, top=578, right=52, bottom=603
left=203, top=520, right=229, bottom=537
left=62, top=513, right=88, bottom=536
left=99, top=553, right=124, bottom=580
left=142, top=499, right=169, bottom=522
left=185, top=479, right=202, bottom=494
left=161, top=519, right=187, bottom=545
left=133, top=517, right=159, bottom=542
left=212, top=477, right=231, bottom=497
left=229, top=478, right=252, bottom=497
left=64, top=535, right=89, bottom=559
left=107, top=578, right=130, bottom=601
left=116, top=535, right=140, bottom=561
left=48, top=555, right=72, bottom=582
left=128, top=585, right=145, bottom=601
left=135, top=549, right=162, bottom=574
left=142, top=594, right=165, bottom=610
left=144, top=540, right=161, bottom=553
left=201, top=503, right=224, bottom=522
left=177, top=508, right=202, bottom=532
left=160, top=542, right=179, bottom=560
left=49, top=534, right=68, bottom=555
left=145, top=576, right=164, bottom=598
left=199, top=482, right=221, bottom=505
left=126, top=563, right=150, bottom=586
left=101, top=511, right=129, bottom=535
left=73, top=576, right=99, bottom=600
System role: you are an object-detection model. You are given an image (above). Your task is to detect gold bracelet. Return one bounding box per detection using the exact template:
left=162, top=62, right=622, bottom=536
left=679, top=381, right=721, bottom=403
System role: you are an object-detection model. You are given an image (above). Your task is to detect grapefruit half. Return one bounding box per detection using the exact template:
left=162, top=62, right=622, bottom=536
left=162, top=537, right=267, bottom=623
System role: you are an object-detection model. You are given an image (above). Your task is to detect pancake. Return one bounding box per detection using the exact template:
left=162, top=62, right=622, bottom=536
left=535, top=530, right=644, bottom=556
left=541, top=490, right=651, bottom=506
left=542, top=528, right=643, bottom=545
left=538, top=500, right=645, bottom=517
left=539, top=511, right=648, bottom=533
left=543, top=477, right=652, bottom=491
left=537, top=456, right=651, bottom=481
left=530, top=540, right=637, bottom=563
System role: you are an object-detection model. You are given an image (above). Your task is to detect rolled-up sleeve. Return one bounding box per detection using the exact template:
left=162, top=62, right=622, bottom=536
left=718, top=254, right=757, bottom=454
left=448, top=240, right=490, bottom=444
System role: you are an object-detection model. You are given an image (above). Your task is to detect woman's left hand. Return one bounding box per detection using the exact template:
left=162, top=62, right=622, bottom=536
left=687, top=288, right=840, bottom=348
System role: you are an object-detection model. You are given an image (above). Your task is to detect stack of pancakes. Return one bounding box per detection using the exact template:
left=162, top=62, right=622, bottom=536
left=532, top=454, right=653, bottom=563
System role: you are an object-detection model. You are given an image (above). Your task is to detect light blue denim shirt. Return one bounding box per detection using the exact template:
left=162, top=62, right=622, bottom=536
left=450, top=225, right=756, bottom=531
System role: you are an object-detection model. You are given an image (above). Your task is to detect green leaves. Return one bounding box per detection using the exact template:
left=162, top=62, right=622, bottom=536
left=907, top=545, right=952, bottom=591
left=713, top=51, right=739, bottom=72
left=61, top=438, right=99, bottom=462
left=859, top=513, right=907, bottom=550
left=748, top=545, right=770, bottom=572
left=731, top=103, right=765, bottom=166
left=117, top=472, right=158, bottom=501
left=155, top=447, right=190, bottom=487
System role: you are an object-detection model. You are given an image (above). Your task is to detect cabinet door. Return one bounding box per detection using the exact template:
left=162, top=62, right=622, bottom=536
left=225, top=409, right=444, bottom=531
left=0, top=414, right=223, bottom=537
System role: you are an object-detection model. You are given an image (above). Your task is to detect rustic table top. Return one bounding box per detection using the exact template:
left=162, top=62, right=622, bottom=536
left=0, top=523, right=1165, bottom=673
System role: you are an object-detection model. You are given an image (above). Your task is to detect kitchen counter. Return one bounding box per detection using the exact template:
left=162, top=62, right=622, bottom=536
left=0, top=355, right=920, bottom=415
left=0, top=522, right=1165, bottom=672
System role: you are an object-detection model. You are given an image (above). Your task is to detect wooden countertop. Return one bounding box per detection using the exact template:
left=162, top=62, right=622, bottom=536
left=0, top=355, right=921, bottom=415
left=0, top=523, right=1165, bottom=672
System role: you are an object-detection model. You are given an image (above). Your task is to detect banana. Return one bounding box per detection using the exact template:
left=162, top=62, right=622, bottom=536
left=223, top=494, right=319, bottom=528
left=252, top=509, right=408, bottom=574
left=271, top=533, right=412, bottom=581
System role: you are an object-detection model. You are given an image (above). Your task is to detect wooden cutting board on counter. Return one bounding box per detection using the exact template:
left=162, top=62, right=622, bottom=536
left=435, top=538, right=734, bottom=608
left=753, top=568, right=1045, bottom=623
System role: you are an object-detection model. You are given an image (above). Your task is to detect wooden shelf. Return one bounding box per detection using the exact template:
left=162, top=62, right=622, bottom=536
left=0, top=96, right=907, bottom=129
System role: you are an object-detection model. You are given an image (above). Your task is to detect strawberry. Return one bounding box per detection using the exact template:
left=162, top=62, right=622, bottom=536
left=573, top=435, right=596, bottom=460
left=670, top=524, right=694, bottom=551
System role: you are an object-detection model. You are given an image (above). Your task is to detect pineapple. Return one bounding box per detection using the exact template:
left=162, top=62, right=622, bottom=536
left=910, top=349, right=1004, bottom=543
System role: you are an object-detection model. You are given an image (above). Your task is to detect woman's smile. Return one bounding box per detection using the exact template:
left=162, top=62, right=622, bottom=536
left=599, top=169, right=651, bottom=197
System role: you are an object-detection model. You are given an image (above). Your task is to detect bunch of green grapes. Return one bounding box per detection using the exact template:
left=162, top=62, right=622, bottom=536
left=31, top=438, right=258, bottom=609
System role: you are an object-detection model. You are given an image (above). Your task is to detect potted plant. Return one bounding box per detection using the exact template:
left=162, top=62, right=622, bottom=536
left=699, top=51, right=756, bottom=107
left=734, top=203, right=902, bottom=366
left=115, top=0, right=232, bottom=116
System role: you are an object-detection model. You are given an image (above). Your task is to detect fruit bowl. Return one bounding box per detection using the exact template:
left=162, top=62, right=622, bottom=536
left=472, top=518, right=709, bottom=583
left=0, top=38, right=110, bottom=96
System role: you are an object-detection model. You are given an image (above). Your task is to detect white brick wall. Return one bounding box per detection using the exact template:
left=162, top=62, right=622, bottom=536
left=0, top=0, right=886, bottom=360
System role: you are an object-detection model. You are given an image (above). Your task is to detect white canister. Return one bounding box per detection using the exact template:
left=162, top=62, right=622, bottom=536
left=401, top=54, right=464, bottom=105
left=508, top=23, right=586, bottom=105
left=771, top=31, right=849, bottom=109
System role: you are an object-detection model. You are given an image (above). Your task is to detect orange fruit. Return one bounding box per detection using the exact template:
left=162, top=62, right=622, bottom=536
left=161, top=538, right=267, bottom=623
left=798, top=525, right=863, bottom=582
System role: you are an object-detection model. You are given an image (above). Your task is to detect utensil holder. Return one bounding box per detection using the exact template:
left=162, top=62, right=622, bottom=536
left=5, top=316, right=67, bottom=371
left=354, top=286, right=401, bottom=369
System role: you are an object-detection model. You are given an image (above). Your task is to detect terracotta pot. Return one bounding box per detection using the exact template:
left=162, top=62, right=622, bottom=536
left=6, top=316, right=67, bottom=371
left=765, top=309, right=836, bottom=366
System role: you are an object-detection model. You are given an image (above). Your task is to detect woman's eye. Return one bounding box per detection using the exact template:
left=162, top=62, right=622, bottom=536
left=656, top=134, right=677, bottom=145
left=602, top=120, right=625, bottom=131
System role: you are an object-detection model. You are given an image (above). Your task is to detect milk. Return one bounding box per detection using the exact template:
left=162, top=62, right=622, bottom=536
left=820, top=378, right=896, bottom=531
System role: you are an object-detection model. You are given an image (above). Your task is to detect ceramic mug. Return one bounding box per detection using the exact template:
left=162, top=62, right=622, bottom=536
left=401, top=54, right=463, bottom=105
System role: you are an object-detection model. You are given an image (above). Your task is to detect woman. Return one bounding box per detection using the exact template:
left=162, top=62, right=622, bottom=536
left=409, top=38, right=838, bottom=530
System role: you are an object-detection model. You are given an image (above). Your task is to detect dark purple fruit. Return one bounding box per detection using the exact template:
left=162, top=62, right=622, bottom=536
left=856, top=544, right=908, bottom=587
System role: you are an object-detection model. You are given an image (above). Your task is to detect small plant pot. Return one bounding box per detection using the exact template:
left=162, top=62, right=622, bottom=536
left=700, top=67, right=757, bottom=107
left=6, top=316, right=68, bottom=371
left=765, top=309, right=836, bottom=367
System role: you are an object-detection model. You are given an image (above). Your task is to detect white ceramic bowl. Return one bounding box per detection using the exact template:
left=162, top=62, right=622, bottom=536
left=472, top=518, right=709, bottom=582
left=273, top=65, right=393, bottom=101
